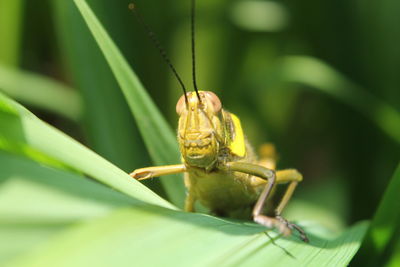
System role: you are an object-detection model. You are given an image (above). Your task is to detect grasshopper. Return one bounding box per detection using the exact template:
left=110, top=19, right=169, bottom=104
left=129, top=0, right=308, bottom=242
left=131, top=91, right=308, bottom=242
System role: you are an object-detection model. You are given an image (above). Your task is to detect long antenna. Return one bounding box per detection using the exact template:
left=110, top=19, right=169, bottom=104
left=129, top=3, right=188, bottom=106
left=191, top=0, right=201, bottom=102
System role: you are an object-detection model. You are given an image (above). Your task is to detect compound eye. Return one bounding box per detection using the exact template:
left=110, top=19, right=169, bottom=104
left=176, top=94, right=187, bottom=115
left=204, top=91, right=222, bottom=113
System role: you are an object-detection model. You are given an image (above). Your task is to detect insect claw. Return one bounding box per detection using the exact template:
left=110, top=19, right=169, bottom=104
left=291, top=223, right=310, bottom=243
left=129, top=170, right=152, bottom=180
left=129, top=171, right=138, bottom=179
left=276, top=215, right=309, bottom=243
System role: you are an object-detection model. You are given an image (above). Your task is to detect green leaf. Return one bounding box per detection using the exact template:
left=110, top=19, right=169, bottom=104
left=0, top=151, right=136, bottom=265
left=6, top=204, right=368, bottom=267
left=353, top=163, right=400, bottom=266
left=0, top=152, right=136, bottom=224
left=73, top=0, right=185, bottom=207
left=0, top=224, right=65, bottom=265
left=386, top=238, right=400, bottom=267
left=0, top=91, right=174, bottom=210
left=0, top=136, right=70, bottom=171
left=0, top=64, right=82, bottom=121
left=52, top=0, right=150, bottom=174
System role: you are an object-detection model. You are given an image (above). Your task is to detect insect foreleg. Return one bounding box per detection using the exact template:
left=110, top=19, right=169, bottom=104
left=130, top=164, right=186, bottom=180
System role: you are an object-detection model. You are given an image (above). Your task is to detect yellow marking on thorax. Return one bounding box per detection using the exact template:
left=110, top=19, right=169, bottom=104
left=229, top=113, right=246, bottom=157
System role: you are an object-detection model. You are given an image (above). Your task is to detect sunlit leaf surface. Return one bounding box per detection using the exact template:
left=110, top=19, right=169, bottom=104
left=0, top=92, right=173, bottom=209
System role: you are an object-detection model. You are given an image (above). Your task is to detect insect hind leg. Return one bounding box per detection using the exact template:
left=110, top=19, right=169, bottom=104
left=221, top=160, right=308, bottom=242
left=256, top=144, right=309, bottom=242
left=274, top=169, right=309, bottom=242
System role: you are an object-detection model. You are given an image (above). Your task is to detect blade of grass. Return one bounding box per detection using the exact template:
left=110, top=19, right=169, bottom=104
left=0, top=64, right=82, bottom=121
left=0, top=91, right=174, bottom=210
left=7, top=205, right=368, bottom=267
left=0, top=0, right=24, bottom=66
left=52, top=0, right=150, bottom=175
left=277, top=56, right=400, bottom=144
left=0, top=151, right=137, bottom=224
left=0, top=151, right=138, bottom=265
left=0, top=224, right=65, bottom=265
left=0, top=135, right=70, bottom=171
left=352, top=163, right=400, bottom=266
left=73, top=0, right=185, bottom=207
left=386, top=238, right=400, bottom=267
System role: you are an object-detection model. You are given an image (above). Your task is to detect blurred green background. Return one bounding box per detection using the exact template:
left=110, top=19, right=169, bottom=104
left=0, top=0, right=399, bottom=246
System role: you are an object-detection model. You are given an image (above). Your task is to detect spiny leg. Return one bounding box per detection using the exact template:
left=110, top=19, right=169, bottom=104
left=274, top=169, right=308, bottom=242
left=252, top=174, right=285, bottom=234
left=257, top=146, right=308, bottom=242
left=275, top=169, right=302, bottom=214
left=254, top=145, right=294, bottom=236
left=220, top=162, right=284, bottom=235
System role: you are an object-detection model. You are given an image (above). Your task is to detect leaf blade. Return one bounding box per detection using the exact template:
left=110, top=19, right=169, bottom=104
left=0, top=64, right=82, bottom=121
left=353, top=163, right=400, bottom=266
left=73, top=0, right=185, bottom=207
left=0, top=91, right=174, bottom=210
left=7, top=206, right=368, bottom=267
left=52, top=0, right=150, bottom=173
